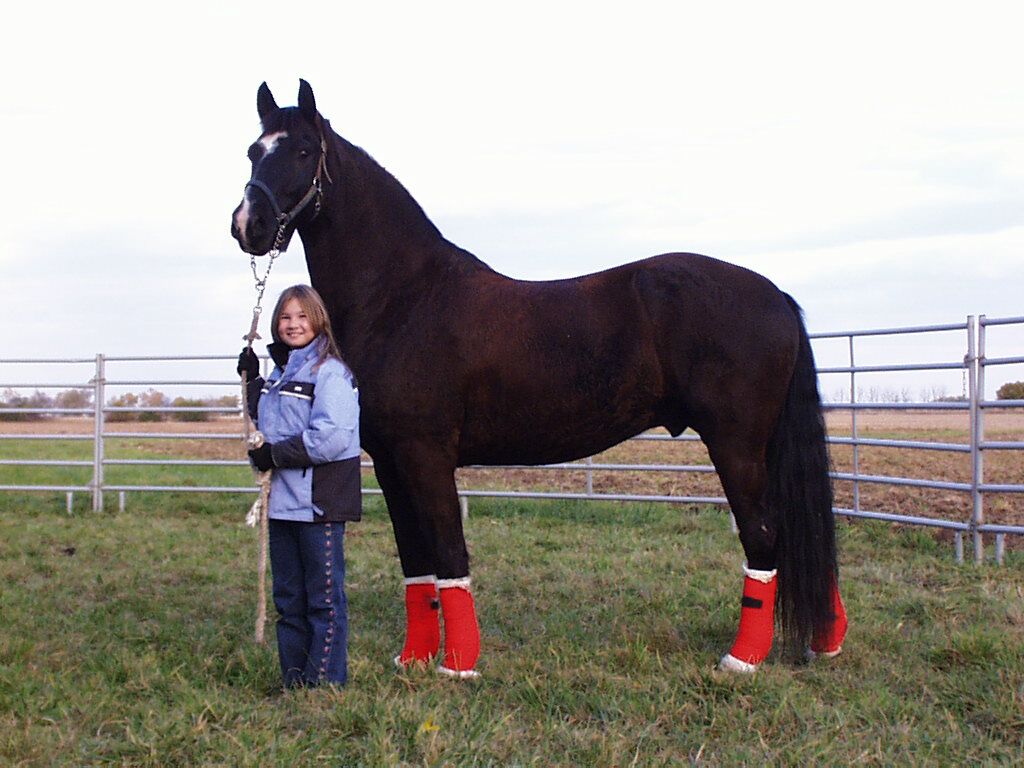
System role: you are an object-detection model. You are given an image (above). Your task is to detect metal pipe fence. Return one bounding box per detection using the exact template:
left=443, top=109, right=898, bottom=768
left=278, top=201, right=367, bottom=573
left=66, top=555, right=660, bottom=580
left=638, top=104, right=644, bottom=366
left=2, top=315, right=1022, bottom=563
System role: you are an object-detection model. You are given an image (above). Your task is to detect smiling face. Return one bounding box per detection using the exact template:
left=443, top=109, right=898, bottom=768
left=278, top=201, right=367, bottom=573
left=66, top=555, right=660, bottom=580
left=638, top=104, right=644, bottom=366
left=276, top=297, right=317, bottom=349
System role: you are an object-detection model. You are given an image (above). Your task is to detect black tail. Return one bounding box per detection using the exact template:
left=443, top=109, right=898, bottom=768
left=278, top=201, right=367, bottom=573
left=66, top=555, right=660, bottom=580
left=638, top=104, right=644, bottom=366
left=767, top=295, right=837, bottom=652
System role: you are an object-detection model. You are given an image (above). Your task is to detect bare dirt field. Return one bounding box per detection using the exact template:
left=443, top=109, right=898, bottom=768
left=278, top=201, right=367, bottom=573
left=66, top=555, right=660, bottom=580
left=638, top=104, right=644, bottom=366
left=8, top=410, right=1020, bottom=437
left=6, top=410, right=1021, bottom=434
left=0, top=418, right=242, bottom=435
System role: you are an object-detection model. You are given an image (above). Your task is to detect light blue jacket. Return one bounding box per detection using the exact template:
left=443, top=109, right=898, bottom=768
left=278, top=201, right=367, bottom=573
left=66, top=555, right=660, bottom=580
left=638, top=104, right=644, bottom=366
left=254, top=336, right=361, bottom=522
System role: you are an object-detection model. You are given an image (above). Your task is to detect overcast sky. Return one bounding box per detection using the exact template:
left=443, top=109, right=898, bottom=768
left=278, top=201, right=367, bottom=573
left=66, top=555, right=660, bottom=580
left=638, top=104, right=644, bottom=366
left=3, top=1, right=1022, bottom=396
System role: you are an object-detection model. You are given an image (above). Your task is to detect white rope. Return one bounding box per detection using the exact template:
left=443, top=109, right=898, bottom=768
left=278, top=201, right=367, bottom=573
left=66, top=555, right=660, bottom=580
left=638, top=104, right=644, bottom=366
left=242, top=423, right=272, bottom=645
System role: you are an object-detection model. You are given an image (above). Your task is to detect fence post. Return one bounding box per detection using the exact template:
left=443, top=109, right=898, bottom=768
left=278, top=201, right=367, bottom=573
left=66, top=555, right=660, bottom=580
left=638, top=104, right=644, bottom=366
left=92, top=353, right=105, bottom=512
left=967, top=316, right=983, bottom=563
left=849, top=334, right=860, bottom=514
left=975, top=315, right=989, bottom=564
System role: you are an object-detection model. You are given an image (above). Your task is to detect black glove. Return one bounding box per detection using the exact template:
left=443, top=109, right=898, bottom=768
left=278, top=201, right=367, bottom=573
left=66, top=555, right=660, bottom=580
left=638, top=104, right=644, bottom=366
left=248, top=442, right=274, bottom=471
left=237, top=347, right=260, bottom=379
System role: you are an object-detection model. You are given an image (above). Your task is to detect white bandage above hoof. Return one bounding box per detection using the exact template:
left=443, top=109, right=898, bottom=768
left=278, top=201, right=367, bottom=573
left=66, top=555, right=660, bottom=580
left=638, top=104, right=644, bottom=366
left=403, top=574, right=438, bottom=587
left=718, top=653, right=759, bottom=674
left=805, top=645, right=843, bottom=661
left=436, top=664, right=481, bottom=680
left=436, top=576, right=472, bottom=591
left=742, top=563, right=777, bottom=583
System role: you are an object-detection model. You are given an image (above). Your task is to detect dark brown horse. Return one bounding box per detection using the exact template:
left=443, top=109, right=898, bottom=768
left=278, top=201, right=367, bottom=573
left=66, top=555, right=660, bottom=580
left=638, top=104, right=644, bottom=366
left=231, top=81, right=847, bottom=677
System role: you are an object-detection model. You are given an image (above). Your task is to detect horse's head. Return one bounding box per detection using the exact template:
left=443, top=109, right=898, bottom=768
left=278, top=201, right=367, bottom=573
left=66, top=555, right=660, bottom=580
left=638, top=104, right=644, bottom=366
left=231, top=80, right=332, bottom=255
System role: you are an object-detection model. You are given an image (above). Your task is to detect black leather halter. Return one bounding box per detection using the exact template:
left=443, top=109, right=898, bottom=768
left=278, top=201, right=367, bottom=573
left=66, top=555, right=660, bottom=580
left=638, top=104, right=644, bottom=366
left=245, top=132, right=333, bottom=234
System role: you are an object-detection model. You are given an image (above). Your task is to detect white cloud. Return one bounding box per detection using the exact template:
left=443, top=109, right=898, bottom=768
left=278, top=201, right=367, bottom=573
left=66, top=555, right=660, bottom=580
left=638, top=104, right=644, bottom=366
left=2, top=0, right=1022, bottom=402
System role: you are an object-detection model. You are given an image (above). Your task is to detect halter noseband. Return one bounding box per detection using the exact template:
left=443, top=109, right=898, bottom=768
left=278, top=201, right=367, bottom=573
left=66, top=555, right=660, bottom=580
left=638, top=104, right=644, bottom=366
left=245, top=131, right=333, bottom=245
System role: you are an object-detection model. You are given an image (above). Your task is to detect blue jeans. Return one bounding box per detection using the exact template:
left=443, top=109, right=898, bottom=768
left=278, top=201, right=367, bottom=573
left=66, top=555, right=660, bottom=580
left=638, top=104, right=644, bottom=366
left=269, top=519, right=348, bottom=687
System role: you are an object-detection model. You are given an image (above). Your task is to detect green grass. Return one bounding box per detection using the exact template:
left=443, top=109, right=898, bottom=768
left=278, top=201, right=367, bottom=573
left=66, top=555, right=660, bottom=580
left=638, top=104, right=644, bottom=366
left=2, top=437, right=1024, bottom=765
left=0, top=438, right=252, bottom=491
left=2, top=490, right=1022, bottom=767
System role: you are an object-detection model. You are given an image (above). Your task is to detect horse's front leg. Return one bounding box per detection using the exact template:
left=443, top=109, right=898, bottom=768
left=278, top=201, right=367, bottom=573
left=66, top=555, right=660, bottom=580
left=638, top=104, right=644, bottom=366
left=392, top=442, right=480, bottom=679
left=372, top=451, right=441, bottom=668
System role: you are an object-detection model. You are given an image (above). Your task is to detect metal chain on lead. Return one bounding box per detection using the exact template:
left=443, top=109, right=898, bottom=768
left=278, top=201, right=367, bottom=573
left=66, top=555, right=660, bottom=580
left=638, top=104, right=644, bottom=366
left=243, top=220, right=289, bottom=351
left=248, top=252, right=275, bottom=330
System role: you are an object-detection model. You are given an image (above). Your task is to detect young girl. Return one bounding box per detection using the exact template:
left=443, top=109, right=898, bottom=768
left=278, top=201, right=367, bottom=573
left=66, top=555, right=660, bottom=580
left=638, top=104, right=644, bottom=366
left=237, top=284, right=361, bottom=688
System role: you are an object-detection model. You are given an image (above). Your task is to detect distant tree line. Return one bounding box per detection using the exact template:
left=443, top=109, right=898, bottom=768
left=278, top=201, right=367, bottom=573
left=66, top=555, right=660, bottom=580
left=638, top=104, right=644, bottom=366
left=825, top=381, right=1024, bottom=404
left=0, top=388, right=93, bottom=421
left=997, top=381, right=1024, bottom=400
left=4, top=382, right=1021, bottom=421
left=824, top=386, right=965, bottom=404
left=0, top=388, right=238, bottom=422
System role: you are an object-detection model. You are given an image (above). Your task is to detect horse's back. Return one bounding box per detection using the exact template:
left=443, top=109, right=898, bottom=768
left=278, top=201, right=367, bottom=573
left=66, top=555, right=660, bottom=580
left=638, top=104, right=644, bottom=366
left=630, top=252, right=800, bottom=352
left=449, top=251, right=801, bottom=463
left=559, top=252, right=801, bottom=389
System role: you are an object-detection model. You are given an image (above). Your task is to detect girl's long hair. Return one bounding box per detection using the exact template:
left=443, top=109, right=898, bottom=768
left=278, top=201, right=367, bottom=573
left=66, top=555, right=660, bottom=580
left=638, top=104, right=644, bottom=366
left=270, top=284, right=343, bottom=372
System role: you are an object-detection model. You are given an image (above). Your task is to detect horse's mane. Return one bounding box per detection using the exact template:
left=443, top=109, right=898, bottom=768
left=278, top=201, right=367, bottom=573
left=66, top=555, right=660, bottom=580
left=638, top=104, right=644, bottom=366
left=265, top=108, right=444, bottom=241
left=264, top=108, right=494, bottom=277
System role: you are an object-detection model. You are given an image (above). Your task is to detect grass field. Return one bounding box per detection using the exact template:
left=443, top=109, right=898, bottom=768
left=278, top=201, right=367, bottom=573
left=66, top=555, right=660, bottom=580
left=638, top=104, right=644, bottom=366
left=2, top=417, right=1023, bottom=764
left=2, top=478, right=1023, bottom=764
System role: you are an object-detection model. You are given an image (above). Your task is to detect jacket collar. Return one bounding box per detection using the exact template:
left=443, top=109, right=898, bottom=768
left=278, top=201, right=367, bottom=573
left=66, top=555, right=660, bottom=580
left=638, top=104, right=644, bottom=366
left=268, top=335, right=323, bottom=372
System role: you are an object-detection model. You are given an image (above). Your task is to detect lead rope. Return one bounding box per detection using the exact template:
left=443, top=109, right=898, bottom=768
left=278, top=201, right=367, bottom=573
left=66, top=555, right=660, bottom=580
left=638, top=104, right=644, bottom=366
left=240, top=225, right=286, bottom=644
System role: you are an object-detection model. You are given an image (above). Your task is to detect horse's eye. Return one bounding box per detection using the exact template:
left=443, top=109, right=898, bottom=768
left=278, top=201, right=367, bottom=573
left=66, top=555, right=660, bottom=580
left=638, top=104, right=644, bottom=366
left=298, top=148, right=311, bottom=158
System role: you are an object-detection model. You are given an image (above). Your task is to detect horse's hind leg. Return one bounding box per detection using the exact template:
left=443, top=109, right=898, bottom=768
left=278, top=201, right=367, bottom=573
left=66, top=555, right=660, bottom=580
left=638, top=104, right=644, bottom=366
left=704, top=435, right=781, bottom=673
left=807, top=585, right=847, bottom=659
left=373, top=452, right=441, bottom=667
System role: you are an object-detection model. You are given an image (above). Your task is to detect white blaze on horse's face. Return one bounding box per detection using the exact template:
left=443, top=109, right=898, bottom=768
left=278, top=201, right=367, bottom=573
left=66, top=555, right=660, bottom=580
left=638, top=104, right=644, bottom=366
left=233, top=131, right=289, bottom=251
left=259, top=131, right=288, bottom=156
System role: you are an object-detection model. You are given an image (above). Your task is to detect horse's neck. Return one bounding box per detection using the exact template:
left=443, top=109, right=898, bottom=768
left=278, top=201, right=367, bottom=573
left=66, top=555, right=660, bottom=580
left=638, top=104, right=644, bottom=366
left=298, top=135, right=493, bottom=356
left=303, top=140, right=437, bottom=277
left=341, top=138, right=446, bottom=246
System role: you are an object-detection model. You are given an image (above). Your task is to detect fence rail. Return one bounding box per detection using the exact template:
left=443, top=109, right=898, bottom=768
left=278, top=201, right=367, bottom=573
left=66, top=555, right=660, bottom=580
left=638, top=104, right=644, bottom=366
left=2, top=315, right=1022, bottom=563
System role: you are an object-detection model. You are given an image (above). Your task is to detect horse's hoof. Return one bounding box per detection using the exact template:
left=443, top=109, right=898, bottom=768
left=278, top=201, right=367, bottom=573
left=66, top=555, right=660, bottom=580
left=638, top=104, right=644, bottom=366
left=394, top=654, right=434, bottom=671
left=805, top=645, right=843, bottom=661
left=718, top=653, right=759, bottom=674
left=436, top=664, right=481, bottom=680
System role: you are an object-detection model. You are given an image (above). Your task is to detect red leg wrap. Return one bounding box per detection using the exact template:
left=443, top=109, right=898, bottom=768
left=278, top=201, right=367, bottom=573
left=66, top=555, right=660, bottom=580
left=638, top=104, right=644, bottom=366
left=397, top=581, right=440, bottom=666
left=727, top=571, right=778, bottom=666
left=810, top=581, right=847, bottom=655
left=439, top=585, right=480, bottom=674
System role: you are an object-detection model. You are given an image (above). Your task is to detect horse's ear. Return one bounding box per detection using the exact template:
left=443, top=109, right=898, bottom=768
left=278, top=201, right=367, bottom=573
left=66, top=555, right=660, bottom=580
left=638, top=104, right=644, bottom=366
left=297, top=79, right=318, bottom=120
left=257, top=82, right=279, bottom=122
